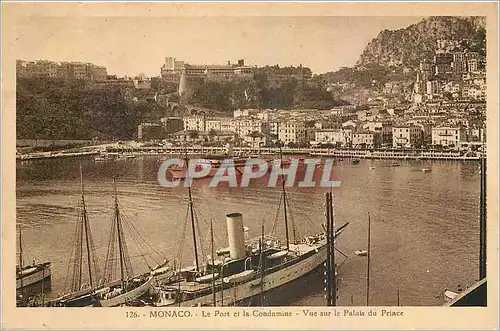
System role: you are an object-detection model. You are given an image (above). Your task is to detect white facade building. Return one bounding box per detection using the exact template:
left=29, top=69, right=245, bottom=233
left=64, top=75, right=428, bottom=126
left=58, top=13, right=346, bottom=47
left=278, top=120, right=306, bottom=146
left=432, top=126, right=467, bottom=149
left=392, top=125, right=422, bottom=148
left=183, top=116, right=206, bottom=131
left=314, top=129, right=352, bottom=146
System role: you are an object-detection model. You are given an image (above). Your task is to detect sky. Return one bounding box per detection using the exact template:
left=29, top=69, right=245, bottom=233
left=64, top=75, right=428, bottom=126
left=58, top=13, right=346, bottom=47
left=13, top=16, right=424, bottom=77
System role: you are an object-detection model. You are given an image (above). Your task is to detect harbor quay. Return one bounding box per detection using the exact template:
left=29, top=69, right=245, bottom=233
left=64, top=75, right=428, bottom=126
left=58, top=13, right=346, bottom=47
left=17, top=142, right=483, bottom=161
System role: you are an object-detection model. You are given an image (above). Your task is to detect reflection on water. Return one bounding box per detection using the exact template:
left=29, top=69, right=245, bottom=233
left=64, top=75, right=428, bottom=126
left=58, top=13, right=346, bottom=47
left=16, top=156, right=481, bottom=306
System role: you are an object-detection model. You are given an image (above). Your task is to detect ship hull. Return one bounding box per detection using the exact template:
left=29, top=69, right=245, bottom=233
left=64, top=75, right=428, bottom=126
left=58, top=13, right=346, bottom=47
left=16, top=263, right=51, bottom=290
left=161, top=244, right=327, bottom=307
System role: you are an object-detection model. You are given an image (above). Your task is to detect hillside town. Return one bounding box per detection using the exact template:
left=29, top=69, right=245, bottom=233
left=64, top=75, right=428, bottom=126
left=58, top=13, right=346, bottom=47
left=135, top=38, right=485, bottom=153
left=16, top=27, right=486, bottom=155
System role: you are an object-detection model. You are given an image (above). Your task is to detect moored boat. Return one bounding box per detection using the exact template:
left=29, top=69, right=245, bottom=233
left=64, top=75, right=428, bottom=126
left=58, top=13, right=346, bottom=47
left=151, top=166, right=349, bottom=307
left=355, top=250, right=368, bottom=256
left=17, top=226, right=51, bottom=306
left=47, top=167, right=170, bottom=307
left=16, top=262, right=51, bottom=290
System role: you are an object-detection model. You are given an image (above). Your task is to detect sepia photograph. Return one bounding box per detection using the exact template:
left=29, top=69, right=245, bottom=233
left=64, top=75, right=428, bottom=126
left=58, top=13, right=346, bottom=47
left=1, top=2, right=498, bottom=330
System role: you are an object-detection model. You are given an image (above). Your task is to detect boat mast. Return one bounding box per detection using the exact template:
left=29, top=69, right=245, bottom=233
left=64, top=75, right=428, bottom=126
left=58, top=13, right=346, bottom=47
left=325, top=193, right=332, bottom=306
left=211, top=219, right=216, bottom=307
left=260, top=221, right=265, bottom=305
left=479, top=141, right=486, bottom=280
left=18, top=226, right=24, bottom=296
left=184, top=149, right=200, bottom=272
left=366, top=213, right=371, bottom=306
left=279, top=147, right=290, bottom=250
left=113, top=180, right=126, bottom=290
left=330, top=193, right=337, bottom=306
left=80, top=164, right=94, bottom=290
left=188, top=185, right=200, bottom=272
left=325, top=192, right=336, bottom=306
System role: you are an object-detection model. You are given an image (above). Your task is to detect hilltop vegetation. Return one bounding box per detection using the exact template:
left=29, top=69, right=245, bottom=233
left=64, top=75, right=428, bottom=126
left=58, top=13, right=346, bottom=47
left=16, top=70, right=348, bottom=140
left=16, top=78, right=164, bottom=140
left=189, top=65, right=347, bottom=111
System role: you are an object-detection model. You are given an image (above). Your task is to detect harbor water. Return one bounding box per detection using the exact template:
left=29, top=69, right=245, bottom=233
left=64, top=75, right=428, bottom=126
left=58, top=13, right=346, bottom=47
left=16, top=156, right=481, bottom=306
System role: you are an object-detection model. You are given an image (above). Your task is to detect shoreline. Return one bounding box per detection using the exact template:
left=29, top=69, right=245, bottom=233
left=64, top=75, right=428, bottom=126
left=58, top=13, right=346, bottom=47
left=17, top=145, right=483, bottom=161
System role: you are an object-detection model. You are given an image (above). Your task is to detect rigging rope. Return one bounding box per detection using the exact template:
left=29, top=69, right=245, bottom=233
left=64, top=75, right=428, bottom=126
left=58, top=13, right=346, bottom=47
left=270, top=192, right=283, bottom=237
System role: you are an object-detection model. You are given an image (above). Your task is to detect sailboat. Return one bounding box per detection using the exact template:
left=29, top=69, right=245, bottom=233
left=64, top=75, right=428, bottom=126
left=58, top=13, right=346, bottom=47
left=16, top=226, right=51, bottom=305
left=152, top=164, right=349, bottom=307
left=94, top=181, right=157, bottom=307
left=47, top=166, right=104, bottom=307
left=48, top=169, right=169, bottom=307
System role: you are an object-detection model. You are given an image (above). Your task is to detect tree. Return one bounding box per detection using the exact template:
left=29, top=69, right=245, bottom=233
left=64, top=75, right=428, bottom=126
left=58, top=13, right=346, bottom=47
left=188, top=131, right=199, bottom=141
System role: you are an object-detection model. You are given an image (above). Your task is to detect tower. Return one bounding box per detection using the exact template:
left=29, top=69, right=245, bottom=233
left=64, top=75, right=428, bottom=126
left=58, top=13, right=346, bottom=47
left=178, top=70, right=188, bottom=104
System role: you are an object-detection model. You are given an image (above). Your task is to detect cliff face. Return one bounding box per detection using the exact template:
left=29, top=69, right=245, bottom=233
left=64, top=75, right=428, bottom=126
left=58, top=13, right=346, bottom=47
left=356, top=16, right=486, bottom=68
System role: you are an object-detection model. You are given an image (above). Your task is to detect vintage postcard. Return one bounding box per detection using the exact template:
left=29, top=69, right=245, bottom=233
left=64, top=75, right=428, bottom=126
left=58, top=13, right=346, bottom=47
left=1, top=2, right=498, bottom=330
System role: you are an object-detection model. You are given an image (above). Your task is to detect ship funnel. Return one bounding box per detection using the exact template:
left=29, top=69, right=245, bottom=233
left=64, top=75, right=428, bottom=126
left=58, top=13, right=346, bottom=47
left=226, top=213, right=246, bottom=260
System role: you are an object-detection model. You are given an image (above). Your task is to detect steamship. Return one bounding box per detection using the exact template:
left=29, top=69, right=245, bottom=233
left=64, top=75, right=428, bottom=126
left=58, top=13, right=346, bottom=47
left=153, top=213, right=348, bottom=307
left=152, top=170, right=348, bottom=306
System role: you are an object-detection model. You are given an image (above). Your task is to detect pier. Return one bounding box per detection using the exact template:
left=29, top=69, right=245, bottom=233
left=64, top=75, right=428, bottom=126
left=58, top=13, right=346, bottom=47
left=101, top=145, right=482, bottom=161
left=16, top=142, right=483, bottom=161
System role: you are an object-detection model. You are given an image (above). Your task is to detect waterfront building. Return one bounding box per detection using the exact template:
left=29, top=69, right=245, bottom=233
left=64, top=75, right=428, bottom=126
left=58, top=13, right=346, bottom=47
left=392, top=125, right=423, bottom=149
left=205, top=118, right=223, bottom=132
left=172, top=130, right=237, bottom=143
left=244, top=131, right=267, bottom=148
left=183, top=115, right=206, bottom=132
left=352, top=132, right=381, bottom=149
left=220, top=117, right=234, bottom=132
left=278, top=120, right=306, bottom=146
left=314, top=129, right=352, bottom=146
left=362, top=121, right=393, bottom=146
left=232, top=117, right=268, bottom=137
left=432, top=126, right=467, bottom=149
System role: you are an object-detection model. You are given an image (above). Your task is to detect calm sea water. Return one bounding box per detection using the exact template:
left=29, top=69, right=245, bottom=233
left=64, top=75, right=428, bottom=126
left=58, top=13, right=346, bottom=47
left=16, top=156, right=481, bottom=306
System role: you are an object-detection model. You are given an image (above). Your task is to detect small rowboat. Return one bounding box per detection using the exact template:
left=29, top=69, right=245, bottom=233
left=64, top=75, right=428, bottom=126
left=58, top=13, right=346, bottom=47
left=355, top=250, right=368, bottom=256
left=370, top=166, right=376, bottom=170
left=268, top=250, right=289, bottom=260
left=195, top=273, right=220, bottom=283
left=444, top=290, right=459, bottom=301
left=422, top=167, right=432, bottom=173
left=223, top=270, right=255, bottom=284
